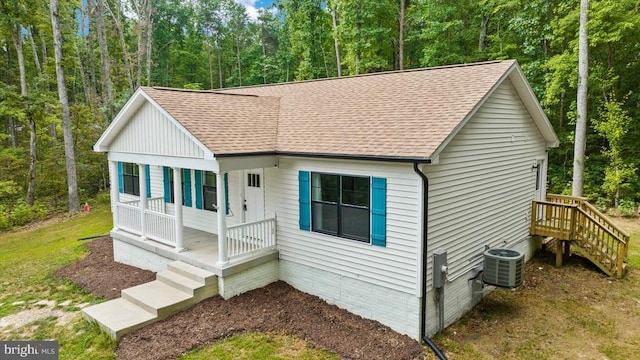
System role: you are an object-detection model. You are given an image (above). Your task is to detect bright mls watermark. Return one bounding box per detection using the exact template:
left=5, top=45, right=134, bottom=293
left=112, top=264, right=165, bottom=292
left=1, top=341, right=58, bottom=360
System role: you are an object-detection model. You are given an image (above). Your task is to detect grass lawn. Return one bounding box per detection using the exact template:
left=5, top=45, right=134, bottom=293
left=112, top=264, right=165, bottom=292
left=0, top=205, right=116, bottom=360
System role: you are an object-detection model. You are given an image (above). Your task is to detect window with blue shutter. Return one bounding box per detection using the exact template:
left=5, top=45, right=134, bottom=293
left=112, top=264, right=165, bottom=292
left=302, top=171, right=387, bottom=246
left=145, top=165, right=151, bottom=198
left=370, top=177, right=387, bottom=247
left=194, top=170, right=203, bottom=209
left=298, top=171, right=311, bottom=231
left=224, top=173, right=229, bottom=215
left=117, top=162, right=124, bottom=193
left=183, top=169, right=192, bottom=207
left=163, top=167, right=171, bottom=202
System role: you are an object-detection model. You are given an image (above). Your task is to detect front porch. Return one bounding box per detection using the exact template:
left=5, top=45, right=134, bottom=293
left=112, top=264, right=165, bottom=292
left=107, top=157, right=280, bottom=274
left=111, top=220, right=278, bottom=274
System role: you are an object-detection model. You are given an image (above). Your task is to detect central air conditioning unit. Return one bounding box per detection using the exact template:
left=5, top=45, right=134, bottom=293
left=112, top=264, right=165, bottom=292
left=482, top=248, right=524, bottom=288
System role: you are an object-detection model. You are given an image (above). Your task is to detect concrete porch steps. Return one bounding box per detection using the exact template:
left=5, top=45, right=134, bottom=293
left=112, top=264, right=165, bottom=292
left=82, top=261, right=218, bottom=340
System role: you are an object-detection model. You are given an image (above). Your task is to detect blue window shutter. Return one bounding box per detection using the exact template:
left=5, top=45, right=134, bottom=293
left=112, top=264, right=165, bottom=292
left=194, top=170, right=203, bottom=209
left=183, top=169, right=192, bottom=207
left=145, top=165, right=151, bottom=198
left=163, top=167, right=171, bottom=203
left=224, top=173, right=229, bottom=215
left=298, top=171, right=311, bottom=231
left=371, top=177, right=387, bottom=247
left=117, top=162, right=124, bottom=193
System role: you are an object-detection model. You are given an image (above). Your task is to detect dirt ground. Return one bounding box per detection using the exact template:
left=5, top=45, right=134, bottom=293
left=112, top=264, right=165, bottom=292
left=437, top=241, right=640, bottom=359
left=54, top=237, right=424, bottom=360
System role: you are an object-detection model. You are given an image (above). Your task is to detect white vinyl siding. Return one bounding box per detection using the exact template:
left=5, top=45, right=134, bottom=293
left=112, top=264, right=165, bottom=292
left=422, top=79, right=547, bottom=334
left=110, top=102, right=205, bottom=158
left=265, top=157, right=421, bottom=294
left=146, top=168, right=244, bottom=234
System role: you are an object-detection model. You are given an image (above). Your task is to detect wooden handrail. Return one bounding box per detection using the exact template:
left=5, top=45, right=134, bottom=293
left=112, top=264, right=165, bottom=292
left=532, top=196, right=630, bottom=278
left=579, top=200, right=630, bottom=238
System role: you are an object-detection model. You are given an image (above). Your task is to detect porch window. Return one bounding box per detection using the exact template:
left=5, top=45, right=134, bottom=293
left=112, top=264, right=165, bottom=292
left=311, top=173, right=370, bottom=242
left=203, top=171, right=217, bottom=211
left=165, top=169, right=188, bottom=205
left=122, top=163, right=140, bottom=196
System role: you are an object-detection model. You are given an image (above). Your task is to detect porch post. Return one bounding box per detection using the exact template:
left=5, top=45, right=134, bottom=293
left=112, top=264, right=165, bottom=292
left=138, top=164, right=147, bottom=239
left=216, top=172, right=228, bottom=266
left=173, top=167, right=185, bottom=251
left=109, top=160, right=120, bottom=230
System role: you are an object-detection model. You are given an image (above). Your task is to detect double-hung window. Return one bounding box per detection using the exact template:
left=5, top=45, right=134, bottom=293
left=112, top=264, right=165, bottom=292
left=311, top=173, right=370, bottom=242
left=202, top=171, right=217, bottom=211
left=122, top=163, right=140, bottom=196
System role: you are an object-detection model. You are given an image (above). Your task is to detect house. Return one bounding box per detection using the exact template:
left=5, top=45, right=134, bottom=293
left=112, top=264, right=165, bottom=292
left=91, top=60, right=559, bottom=341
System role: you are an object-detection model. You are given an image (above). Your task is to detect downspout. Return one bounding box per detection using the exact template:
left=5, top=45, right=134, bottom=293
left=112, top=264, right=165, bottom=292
left=413, top=162, right=448, bottom=360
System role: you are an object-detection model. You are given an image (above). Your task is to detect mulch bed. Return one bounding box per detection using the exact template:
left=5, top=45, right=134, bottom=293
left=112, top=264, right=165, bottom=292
left=54, top=237, right=424, bottom=360
left=53, top=237, right=156, bottom=299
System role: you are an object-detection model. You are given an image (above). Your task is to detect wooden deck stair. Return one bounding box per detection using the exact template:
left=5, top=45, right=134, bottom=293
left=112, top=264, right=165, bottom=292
left=82, top=261, right=218, bottom=340
left=531, top=194, right=630, bottom=278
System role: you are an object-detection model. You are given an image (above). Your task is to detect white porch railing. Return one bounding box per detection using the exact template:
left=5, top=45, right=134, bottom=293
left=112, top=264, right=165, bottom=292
left=116, top=202, right=141, bottom=233
left=121, top=196, right=165, bottom=213
left=144, top=210, right=176, bottom=246
left=227, top=217, right=276, bottom=259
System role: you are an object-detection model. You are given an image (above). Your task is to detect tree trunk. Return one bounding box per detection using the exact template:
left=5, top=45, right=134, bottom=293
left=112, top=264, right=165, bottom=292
left=86, top=0, right=98, bottom=107
left=105, top=0, right=134, bottom=92
left=572, top=0, right=589, bottom=197
left=95, top=0, right=114, bottom=119
left=216, top=39, right=223, bottom=88
left=12, top=24, right=37, bottom=206
left=50, top=0, right=80, bottom=214
left=479, top=14, right=489, bottom=52
left=398, top=0, right=405, bottom=70
left=27, top=26, right=41, bottom=74
left=236, top=35, right=242, bottom=86
left=261, top=22, right=267, bottom=84
left=330, top=5, right=342, bottom=77
left=145, top=0, right=152, bottom=86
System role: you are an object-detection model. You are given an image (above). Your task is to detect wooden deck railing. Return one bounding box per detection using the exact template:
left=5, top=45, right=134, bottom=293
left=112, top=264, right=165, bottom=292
left=227, top=217, right=276, bottom=260
left=531, top=194, right=630, bottom=278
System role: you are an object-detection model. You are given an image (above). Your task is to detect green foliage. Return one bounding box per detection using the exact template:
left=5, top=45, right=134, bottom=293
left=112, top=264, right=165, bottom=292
left=617, top=199, right=636, bottom=217
left=9, top=201, right=47, bottom=227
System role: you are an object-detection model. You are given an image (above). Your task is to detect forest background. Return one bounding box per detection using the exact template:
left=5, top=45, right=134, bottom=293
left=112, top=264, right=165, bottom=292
left=0, top=0, right=639, bottom=230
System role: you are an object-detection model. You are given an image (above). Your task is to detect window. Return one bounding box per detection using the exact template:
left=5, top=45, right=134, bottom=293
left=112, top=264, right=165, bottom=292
left=203, top=171, right=217, bottom=211
left=166, top=169, right=187, bottom=205
left=247, top=173, right=260, bottom=188
left=311, top=173, right=370, bottom=242
left=122, top=163, right=140, bottom=196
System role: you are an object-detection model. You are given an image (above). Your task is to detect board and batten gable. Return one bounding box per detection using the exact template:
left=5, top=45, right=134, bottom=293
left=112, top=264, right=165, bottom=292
left=109, top=101, right=205, bottom=158
left=265, top=157, right=424, bottom=338
left=422, top=78, right=548, bottom=335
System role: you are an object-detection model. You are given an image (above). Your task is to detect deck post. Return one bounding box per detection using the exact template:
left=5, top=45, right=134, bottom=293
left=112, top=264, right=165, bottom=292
left=216, top=172, right=228, bottom=266
left=173, top=167, right=184, bottom=251
left=138, top=164, right=147, bottom=240
left=109, top=161, right=120, bottom=230
left=556, top=240, right=563, bottom=267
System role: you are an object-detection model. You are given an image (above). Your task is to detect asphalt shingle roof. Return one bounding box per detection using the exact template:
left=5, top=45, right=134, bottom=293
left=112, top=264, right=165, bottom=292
left=142, top=60, right=516, bottom=159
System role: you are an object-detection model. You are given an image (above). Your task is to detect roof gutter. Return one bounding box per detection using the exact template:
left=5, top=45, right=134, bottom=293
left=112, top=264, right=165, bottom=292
left=215, top=151, right=432, bottom=163
left=413, top=162, right=448, bottom=360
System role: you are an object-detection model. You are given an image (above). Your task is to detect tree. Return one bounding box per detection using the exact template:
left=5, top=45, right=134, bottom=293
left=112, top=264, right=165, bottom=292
left=572, top=0, right=589, bottom=197
left=50, top=0, right=79, bottom=213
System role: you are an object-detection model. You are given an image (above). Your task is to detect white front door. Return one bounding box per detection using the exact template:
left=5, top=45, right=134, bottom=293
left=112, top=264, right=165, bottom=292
left=243, top=169, right=265, bottom=223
